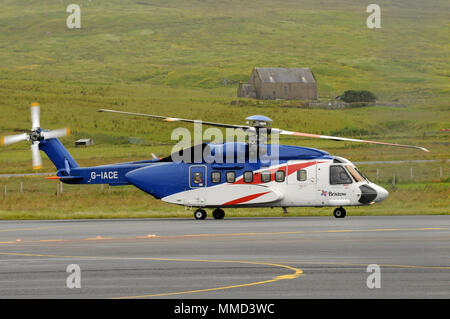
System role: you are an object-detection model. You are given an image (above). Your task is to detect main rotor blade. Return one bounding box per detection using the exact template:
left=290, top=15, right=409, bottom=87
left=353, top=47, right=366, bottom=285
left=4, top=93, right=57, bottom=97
left=1, top=133, right=28, bottom=146
left=31, top=142, right=42, bottom=169
left=30, top=102, right=40, bottom=130
left=274, top=129, right=430, bottom=152
left=98, top=109, right=429, bottom=152
left=42, top=128, right=70, bottom=140
left=98, top=109, right=248, bottom=130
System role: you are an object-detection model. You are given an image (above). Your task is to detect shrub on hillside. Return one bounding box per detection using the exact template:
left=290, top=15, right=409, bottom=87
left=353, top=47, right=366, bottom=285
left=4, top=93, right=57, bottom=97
left=338, top=90, right=377, bottom=103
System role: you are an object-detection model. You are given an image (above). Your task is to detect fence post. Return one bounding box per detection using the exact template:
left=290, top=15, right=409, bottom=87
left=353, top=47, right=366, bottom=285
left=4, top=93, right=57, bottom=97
left=3, top=185, right=6, bottom=199
left=410, top=167, right=413, bottom=180
left=20, top=182, right=23, bottom=194
left=392, top=174, right=396, bottom=187
left=440, top=167, right=443, bottom=179
left=60, top=181, right=63, bottom=195
left=376, top=168, right=379, bottom=182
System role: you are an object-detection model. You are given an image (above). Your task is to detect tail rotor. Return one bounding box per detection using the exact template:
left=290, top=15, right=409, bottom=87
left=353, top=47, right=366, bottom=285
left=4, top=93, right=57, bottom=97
left=1, top=103, right=70, bottom=169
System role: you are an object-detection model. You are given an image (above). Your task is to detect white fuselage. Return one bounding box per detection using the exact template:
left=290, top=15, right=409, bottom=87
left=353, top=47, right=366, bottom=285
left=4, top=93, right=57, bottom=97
left=162, top=157, right=388, bottom=208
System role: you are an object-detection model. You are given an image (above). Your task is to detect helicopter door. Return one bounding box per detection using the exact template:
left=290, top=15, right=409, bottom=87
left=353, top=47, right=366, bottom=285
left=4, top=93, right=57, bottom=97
left=286, top=160, right=317, bottom=206
left=322, top=164, right=353, bottom=206
left=186, top=165, right=207, bottom=206
left=190, top=165, right=206, bottom=188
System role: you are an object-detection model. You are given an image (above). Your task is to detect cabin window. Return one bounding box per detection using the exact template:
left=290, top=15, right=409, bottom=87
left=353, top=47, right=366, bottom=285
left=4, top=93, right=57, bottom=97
left=243, top=171, right=253, bottom=183
left=211, top=171, right=221, bottom=183
left=261, top=171, right=271, bottom=183
left=275, top=170, right=285, bottom=182
left=226, top=171, right=236, bottom=183
left=297, top=169, right=307, bottom=182
left=330, top=165, right=352, bottom=185
left=193, top=172, right=203, bottom=184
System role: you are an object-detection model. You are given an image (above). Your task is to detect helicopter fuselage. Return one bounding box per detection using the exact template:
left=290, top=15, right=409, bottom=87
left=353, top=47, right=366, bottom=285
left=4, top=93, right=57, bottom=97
left=45, top=140, right=388, bottom=211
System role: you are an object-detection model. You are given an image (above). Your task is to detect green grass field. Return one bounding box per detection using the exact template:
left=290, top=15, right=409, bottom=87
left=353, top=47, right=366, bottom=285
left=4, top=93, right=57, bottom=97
left=0, top=177, right=448, bottom=219
left=0, top=0, right=448, bottom=218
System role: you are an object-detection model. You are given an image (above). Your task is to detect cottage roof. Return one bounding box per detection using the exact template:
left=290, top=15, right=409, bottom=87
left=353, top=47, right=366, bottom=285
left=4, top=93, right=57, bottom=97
left=255, top=67, right=316, bottom=83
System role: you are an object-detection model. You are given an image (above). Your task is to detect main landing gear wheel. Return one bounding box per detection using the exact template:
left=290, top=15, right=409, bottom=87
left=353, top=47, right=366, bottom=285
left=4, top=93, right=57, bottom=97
left=333, top=207, right=346, bottom=218
left=212, top=208, right=225, bottom=220
left=194, top=209, right=207, bottom=220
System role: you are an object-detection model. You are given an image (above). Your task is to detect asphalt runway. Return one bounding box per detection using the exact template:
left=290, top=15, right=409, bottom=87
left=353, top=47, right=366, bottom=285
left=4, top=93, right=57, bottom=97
left=0, top=215, right=448, bottom=299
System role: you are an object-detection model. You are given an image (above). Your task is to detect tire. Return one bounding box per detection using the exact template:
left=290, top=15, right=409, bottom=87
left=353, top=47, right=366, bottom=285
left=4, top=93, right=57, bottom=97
left=333, top=207, right=346, bottom=218
left=212, top=208, right=225, bottom=220
left=194, top=209, right=207, bottom=220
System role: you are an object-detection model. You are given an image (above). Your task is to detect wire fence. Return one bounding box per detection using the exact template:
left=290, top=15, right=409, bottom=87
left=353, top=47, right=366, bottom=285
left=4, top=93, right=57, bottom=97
left=356, top=161, right=449, bottom=185
left=0, top=161, right=448, bottom=199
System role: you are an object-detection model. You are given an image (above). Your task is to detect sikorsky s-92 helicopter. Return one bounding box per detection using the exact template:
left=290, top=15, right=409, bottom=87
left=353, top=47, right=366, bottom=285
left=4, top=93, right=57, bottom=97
left=1, top=103, right=429, bottom=220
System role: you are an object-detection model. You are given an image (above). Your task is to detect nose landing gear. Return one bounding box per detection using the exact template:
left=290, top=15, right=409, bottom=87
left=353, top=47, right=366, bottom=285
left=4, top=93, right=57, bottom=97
left=333, top=207, right=346, bottom=218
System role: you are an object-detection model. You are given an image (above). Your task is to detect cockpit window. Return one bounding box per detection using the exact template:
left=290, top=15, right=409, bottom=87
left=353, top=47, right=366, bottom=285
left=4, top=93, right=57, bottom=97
left=330, top=165, right=352, bottom=185
left=345, top=165, right=365, bottom=183
left=354, top=167, right=371, bottom=182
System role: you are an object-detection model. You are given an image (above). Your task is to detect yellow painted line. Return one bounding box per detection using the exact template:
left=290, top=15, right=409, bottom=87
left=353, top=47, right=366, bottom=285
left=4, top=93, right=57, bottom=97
left=322, top=230, right=354, bottom=233
left=0, top=252, right=303, bottom=299
left=379, top=264, right=450, bottom=270
left=116, top=276, right=282, bottom=299
left=0, top=226, right=62, bottom=233
left=267, top=260, right=450, bottom=271
left=136, top=235, right=159, bottom=239
left=114, top=259, right=302, bottom=299
left=0, top=241, right=17, bottom=244
left=0, top=227, right=446, bottom=246
left=184, top=231, right=304, bottom=238
left=0, top=252, right=62, bottom=258
left=0, top=224, right=97, bottom=233
left=39, top=239, right=64, bottom=243
left=181, top=227, right=447, bottom=239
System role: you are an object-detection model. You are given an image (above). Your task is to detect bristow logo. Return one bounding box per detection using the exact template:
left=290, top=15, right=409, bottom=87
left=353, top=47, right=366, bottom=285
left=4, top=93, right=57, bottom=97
left=321, top=190, right=327, bottom=197
left=329, top=191, right=346, bottom=196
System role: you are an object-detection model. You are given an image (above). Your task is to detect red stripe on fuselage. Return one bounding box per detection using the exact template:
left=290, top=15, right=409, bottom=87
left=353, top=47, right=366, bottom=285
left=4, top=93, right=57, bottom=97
left=222, top=191, right=271, bottom=206
left=233, top=161, right=320, bottom=184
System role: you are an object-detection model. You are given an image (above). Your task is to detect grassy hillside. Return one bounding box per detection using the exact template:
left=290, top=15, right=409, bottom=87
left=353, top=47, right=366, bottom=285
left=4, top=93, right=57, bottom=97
left=0, top=0, right=448, bottom=217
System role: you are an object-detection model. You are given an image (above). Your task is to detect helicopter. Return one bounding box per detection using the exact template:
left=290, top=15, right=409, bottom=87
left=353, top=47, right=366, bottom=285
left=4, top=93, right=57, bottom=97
left=1, top=103, right=429, bottom=220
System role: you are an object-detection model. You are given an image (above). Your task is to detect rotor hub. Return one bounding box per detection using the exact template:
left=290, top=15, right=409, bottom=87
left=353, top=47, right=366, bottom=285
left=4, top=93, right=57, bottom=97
left=245, top=115, right=272, bottom=128
left=29, top=130, right=42, bottom=142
